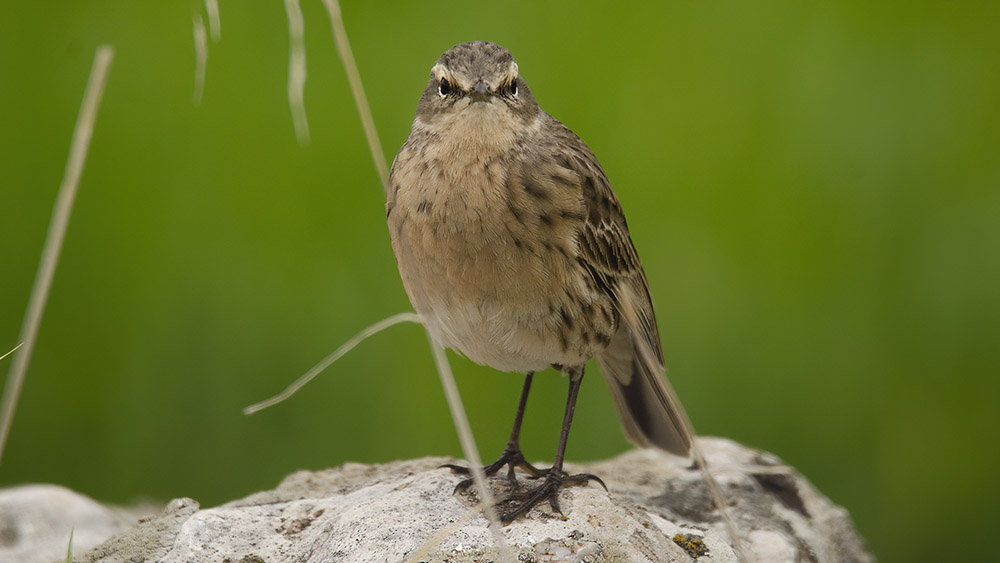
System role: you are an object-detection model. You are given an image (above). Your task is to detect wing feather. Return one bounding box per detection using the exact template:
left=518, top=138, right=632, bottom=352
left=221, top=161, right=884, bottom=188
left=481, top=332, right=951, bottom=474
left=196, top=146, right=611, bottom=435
left=539, top=117, right=692, bottom=455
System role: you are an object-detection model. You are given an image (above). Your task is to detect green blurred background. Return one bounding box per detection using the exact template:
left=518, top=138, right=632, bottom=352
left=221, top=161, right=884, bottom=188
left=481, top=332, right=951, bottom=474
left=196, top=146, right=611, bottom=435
left=2, top=1, right=998, bottom=561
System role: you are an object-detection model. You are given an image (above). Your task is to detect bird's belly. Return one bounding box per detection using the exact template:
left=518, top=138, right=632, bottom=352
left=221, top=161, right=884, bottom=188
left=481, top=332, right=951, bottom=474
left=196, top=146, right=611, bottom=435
left=390, top=207, right=607, bottom=373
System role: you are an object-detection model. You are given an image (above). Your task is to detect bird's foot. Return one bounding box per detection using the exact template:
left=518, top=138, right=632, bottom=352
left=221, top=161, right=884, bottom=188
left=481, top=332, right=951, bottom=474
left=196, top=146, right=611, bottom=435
left=442, top=445, right=546, bottom=493
left=496, top=468, right=606, bottom=523
left=444, top=448, right=607, bottom=523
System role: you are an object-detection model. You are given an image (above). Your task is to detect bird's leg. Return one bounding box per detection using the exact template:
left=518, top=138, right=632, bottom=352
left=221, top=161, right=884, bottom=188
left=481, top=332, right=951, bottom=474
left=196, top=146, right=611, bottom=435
left=498, top=366, right=606, bottom=523
left=445, top=372, right=546, bottom=491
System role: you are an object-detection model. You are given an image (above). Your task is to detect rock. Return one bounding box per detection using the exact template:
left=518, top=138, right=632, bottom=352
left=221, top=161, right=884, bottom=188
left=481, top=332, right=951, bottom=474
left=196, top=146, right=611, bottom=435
left=79, top=497, right=199, bottom=563
left=72, top=437, right=871, bottom=562
left=0, top=484, right=154, bottom=563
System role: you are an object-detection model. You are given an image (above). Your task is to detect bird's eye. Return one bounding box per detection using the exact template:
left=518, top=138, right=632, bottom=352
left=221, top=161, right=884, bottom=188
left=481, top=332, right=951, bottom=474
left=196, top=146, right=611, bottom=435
left=508, top=81, right=518, bottom=97
left=438, top=78, right=451, bottom=97
left=501, top=80, right=518, bottom=98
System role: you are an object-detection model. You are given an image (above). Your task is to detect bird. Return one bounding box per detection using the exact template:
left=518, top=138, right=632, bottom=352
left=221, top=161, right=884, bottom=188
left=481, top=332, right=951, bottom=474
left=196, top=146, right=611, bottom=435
left=386, top=40, right=692, bottom=523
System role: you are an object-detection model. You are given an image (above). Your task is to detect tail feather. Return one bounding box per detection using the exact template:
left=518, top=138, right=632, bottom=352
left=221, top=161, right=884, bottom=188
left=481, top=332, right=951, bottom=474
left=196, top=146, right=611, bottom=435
left=597, top=326, right=691, bottom=456
left=597, top=279, right=692, bottom=457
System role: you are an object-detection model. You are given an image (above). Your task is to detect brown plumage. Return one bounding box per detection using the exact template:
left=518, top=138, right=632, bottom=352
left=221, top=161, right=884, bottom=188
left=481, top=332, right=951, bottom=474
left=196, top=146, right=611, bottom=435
left=387, top=41, right=691, bottom=522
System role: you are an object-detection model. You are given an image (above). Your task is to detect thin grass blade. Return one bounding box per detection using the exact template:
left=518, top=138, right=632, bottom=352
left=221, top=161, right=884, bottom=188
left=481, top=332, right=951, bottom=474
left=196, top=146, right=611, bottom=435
left=0, top=46, right=114, bottom=464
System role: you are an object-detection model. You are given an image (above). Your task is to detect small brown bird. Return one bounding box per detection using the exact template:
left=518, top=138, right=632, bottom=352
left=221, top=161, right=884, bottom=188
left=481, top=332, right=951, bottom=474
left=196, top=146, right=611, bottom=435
left=387, top=41, right=692, bottom=522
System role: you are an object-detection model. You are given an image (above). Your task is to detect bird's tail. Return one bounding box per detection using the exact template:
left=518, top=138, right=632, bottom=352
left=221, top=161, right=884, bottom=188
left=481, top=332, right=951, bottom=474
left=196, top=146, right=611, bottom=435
left=598, top=281, right=752, bottom=561
left=597, top=283, right=692, bottom=457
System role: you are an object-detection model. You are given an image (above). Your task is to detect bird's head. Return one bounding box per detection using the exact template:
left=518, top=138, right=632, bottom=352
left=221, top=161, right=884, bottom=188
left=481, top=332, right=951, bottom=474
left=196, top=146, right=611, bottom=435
left=415, top=41, right=540, bottom=130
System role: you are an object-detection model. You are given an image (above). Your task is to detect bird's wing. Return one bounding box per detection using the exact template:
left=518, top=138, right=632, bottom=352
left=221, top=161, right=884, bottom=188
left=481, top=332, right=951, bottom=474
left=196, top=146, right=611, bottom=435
left=539, top=117, right=693, bottom=455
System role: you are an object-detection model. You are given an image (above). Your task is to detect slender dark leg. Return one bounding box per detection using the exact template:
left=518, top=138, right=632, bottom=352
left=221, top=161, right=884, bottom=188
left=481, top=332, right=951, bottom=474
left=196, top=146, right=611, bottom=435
left=497, top=366, right=605, bottom=523
left=505, top=372, right=533, bottom=453
left=444, top=372, right=546, bottom=491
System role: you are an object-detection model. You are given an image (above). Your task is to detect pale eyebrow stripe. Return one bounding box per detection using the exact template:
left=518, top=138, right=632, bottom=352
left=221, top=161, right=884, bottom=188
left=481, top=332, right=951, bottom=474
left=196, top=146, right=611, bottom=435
left=508, top=61, right=519, bottom=81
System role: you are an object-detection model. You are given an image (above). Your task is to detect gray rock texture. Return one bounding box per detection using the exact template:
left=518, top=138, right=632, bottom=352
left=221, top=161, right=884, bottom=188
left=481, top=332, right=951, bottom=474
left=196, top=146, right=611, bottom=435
left=0, top=484, right=155, bottom=563
left=62, top=438, right=869, bottom=562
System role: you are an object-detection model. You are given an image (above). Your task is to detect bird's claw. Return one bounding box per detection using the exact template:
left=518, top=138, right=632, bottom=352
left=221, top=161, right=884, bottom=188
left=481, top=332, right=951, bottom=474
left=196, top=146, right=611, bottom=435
left=496, top=469, right=604, bottom=523
left=443, top=446, right=546, bottom=493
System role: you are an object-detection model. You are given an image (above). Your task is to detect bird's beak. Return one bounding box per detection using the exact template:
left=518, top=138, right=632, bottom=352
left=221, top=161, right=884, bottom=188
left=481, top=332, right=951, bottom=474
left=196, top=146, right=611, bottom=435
left=470, top=79, right=490, bottom=102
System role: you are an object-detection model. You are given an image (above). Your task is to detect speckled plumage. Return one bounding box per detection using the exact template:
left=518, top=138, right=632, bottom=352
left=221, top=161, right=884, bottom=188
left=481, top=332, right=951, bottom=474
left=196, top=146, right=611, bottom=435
left=387, top=42, right=691, bottom=482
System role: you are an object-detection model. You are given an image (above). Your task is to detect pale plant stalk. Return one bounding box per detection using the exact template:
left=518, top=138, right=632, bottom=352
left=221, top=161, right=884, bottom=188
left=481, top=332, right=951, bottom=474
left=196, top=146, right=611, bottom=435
left=320, top=1, right=509, bottom=557
left=204, top=0, right=221, bottom=42
left=626, top=304, right=752, bottom=561
left=320, top=0, right=388, bottom=190
left=193, top=15, right=207, bottom=106
left=425, top=337, right=513, bottom=561
left=0, top=344, right=23, bottom=363
left=0, top=46, right=114, bottom=464
left=284, top=0, right=310, bottom=145
left=243, top=314, right=513, bottom=560
left=693, top=443, right=752, bottom=561
left=243, top=313, right=420, bottom=415
left=405, top=502, right=500, bottom=563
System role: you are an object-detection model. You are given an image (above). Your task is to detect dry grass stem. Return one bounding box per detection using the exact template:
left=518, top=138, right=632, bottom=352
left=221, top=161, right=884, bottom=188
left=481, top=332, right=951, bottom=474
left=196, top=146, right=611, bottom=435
left=406, top=499, right=504, bottom=563
left=205, top=0, right=221, bottom=42
left=320, top=0, right=389, bottom=191
left=627, top=331, right=751, bottom=561
left=0, top=45, right=114, bottom=464
left=320, top=2, right=509, bottom=557
left=284, top=0, right=310, bottom=145
left=0, top=343, right=23, bottom=363
left=692, top=445, right=753, bottom=562
left=426, top=337, right=514, bottom=561
left=193, top=15, right=207, bottom=106
left=243, top=312, right=420, bottom=415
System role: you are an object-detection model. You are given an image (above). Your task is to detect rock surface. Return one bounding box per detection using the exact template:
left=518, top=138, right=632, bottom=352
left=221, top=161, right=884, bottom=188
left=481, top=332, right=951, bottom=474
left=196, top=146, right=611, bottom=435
left=63, top=437, right=871, bottom=562
left=0, top=484, right=155, bottom=563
